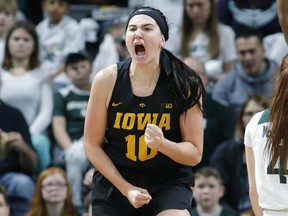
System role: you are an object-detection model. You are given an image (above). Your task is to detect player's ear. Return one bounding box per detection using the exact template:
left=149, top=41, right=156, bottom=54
left=159, top=35, right=165, bottom=48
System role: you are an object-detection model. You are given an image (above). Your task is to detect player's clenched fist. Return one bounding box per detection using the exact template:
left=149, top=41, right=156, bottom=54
left=127, top=188, right=152, bottom=208
left=144, top=124, right=164, bottom=150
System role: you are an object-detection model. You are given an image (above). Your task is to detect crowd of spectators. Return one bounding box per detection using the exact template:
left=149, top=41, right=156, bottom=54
left=0, top=0, right=285, bottom=215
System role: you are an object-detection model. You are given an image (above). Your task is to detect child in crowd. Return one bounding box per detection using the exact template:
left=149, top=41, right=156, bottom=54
left=52, top=51, right=91, bottom=212
left=26, top=167, right=78, bottom=216
left=0, top=0, right=17, bottom=66
left=0, top=185, right=10, bottom=216
left=36, top=0, right=85, bottom=88
left=191, top=167, right=238, bottom=216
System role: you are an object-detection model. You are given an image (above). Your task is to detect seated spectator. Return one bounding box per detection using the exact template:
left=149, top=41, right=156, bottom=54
left=36, top=0, right=85, bottom=88
left=0, top=71, right=37, bottom=216
left=210, top=93, right=269, bottom=215
left=26, top=167, right=78, bottom=216
left=0, top=184, right=10, bottom=216
left=183, top=57, right=234, bottom=170
left=0, top=21, right=53, bottom=174
left=174, top=0, right=237, bottom=81
left=52, top=52, right=91, bottom=212
left=212, top=28, right=278, bottom=119
left=216, top=0, right=281, bottom=37
left=191, top=166, right=238, bottom=216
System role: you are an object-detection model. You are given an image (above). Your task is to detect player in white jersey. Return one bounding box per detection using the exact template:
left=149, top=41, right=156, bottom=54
left=244, top=53, right=288, bottom=216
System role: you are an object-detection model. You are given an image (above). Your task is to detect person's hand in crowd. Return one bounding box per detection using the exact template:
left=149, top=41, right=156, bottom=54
left=5, top=132, right=27, bottom=152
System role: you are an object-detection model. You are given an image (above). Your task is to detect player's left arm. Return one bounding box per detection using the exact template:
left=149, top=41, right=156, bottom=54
left=145, top=102, right=203, bottom=166
left=245, top=146, right=263, bottom=216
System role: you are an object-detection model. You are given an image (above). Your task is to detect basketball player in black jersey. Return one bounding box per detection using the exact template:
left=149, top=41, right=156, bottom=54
left=84, top=6, right=205, bottom=216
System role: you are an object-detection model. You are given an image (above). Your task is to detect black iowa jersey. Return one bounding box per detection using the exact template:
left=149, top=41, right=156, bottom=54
left=104, top=58, right=184, bottom=171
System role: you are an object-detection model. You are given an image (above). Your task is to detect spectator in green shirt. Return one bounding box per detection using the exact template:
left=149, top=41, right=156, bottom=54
left=52, top=51, right=92, bottom=214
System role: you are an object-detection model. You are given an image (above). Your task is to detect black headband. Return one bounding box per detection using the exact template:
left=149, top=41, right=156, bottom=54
left=127, top=7, right=169, bottom=41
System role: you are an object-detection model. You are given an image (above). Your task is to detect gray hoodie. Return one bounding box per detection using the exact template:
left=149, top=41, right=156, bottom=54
left=212, top=58, right=278, bottom=114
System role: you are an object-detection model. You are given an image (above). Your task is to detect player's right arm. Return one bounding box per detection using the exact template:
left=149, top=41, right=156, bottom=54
left=84, top=65, right=151, bottom=208
left=245, top=146, right=263, bottom=216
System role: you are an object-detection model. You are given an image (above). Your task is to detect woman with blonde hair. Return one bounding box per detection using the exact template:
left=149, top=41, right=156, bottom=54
left=26, top=167, right=78, bottom=216
left=178, top=0, right=236, bottom=80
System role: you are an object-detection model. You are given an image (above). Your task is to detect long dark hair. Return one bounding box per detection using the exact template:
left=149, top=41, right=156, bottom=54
left=181, top=0, right=219, bottom=59
left=161, top=48, right=205, bottom=114
left=267, top=53, right=288, bottom=174
left=2, top=21, right=40, bottom=70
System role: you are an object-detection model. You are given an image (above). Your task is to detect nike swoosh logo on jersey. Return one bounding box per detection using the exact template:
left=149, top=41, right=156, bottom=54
left=112, top=102, right=124, bottom=107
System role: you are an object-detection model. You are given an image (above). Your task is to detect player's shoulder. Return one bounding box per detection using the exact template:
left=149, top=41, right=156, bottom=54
left=246, top=109, right=269, bottom=133
left=91, top=64, right=118, bottom=93
left=94, top=64, right=117, bottom=82
left=256, top=109, right=270, bottom=125
left=249, top=109, right=269, bottom=125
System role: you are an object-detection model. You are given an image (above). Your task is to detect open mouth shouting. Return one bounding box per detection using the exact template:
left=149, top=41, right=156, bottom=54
left=135, top=44, right=145, bottom=58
